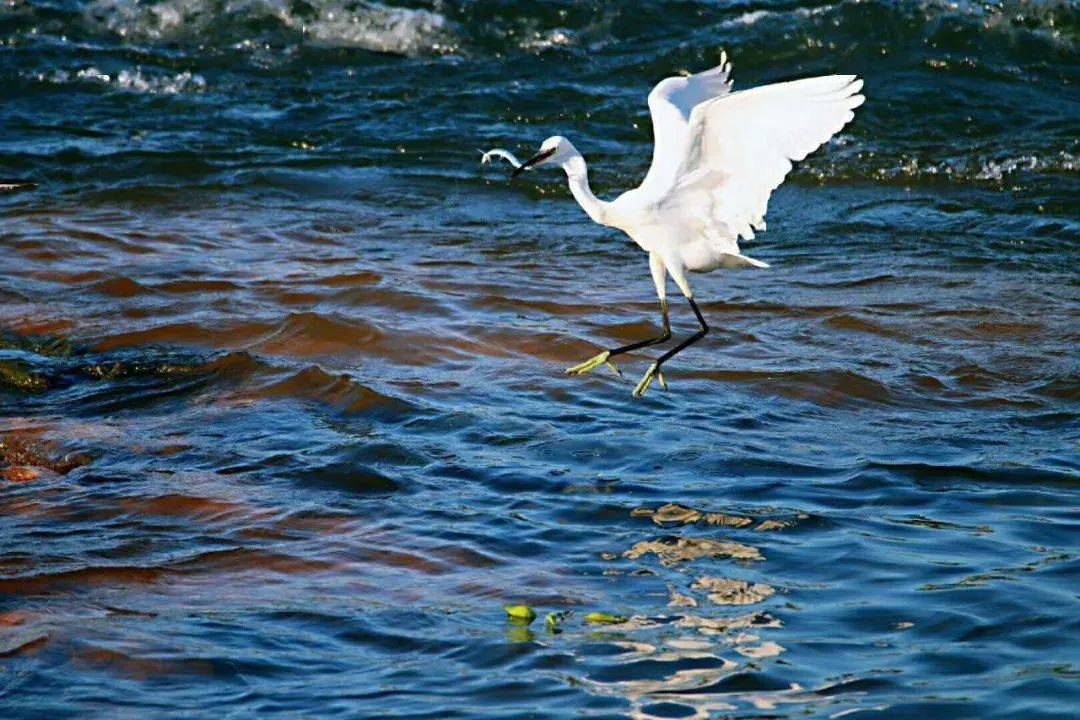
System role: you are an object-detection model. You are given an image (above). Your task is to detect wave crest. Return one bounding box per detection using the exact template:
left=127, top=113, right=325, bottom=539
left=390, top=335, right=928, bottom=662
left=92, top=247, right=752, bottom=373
left=84, top=0, right=454, bottom=55
left=37, top=66, right=206, bottom=94
left=802, top=149, right=1080, bottom=185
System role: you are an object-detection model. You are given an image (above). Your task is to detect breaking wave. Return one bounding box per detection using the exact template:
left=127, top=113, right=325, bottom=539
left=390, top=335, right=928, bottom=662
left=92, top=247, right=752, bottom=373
left=34, top=66, right=207, bottom=94
left=83, top=0, right=454, bottom=55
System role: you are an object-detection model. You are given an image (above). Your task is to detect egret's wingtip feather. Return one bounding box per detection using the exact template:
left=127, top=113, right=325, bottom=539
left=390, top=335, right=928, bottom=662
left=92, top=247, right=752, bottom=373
left=640, top=48, right=738, bottom=197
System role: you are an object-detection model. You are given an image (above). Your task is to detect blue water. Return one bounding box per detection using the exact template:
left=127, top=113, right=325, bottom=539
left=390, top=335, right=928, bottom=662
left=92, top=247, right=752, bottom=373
left=1, top=1, right=1078, bottom=718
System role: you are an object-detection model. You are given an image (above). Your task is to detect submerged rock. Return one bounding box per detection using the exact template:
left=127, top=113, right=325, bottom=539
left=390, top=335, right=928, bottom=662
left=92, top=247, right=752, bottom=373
left=652, top=503, right=702, bottom=524
left=692, top=577, right=775, bottom=605
left=624, top=536, right=763, bottom=565
left=736, top=640, right=785, bottom=658
left=704, top=513, right=753, bottom=528
left=754, top=520, right=788, bottom=532
left=676, top=611, right=780, bottom=635
left=632, top=503, right=752, bottom=528
left=667, top=588, right=698, bottom=608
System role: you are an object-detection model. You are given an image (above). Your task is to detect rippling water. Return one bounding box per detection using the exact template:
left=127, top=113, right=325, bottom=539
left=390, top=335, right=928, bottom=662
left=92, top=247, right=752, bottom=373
left=1, top=1, right=1078, bottom=717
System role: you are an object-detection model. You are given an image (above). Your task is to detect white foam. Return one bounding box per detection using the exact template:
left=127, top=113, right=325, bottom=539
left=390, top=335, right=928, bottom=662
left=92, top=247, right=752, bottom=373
left=974, top=153, right=1078, bottom=182
left=724, top=5, right=833, bottom=28
left=85, top=0, right=211, bottom=41
left=806, top=150, right=1080, bottom=184
left=39, top=66, right=206, bottom=94
left=731, top=10, right=770, bottom=26
left=519, top=28, right=575, bottom=51
left=84, top=0, right=454, bottom=55
left=294, top=1, right=451, bottom=54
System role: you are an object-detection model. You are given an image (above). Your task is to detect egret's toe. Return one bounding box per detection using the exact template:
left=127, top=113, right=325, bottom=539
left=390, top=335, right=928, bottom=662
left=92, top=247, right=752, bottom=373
left=566, top=350, right=611, bottom=376
left=632, top=362, right=660, bottom=398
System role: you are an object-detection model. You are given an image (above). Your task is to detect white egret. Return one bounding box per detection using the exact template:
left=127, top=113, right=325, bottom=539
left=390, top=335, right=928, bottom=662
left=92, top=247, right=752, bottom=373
left=486, top=51, right=864, bottom=397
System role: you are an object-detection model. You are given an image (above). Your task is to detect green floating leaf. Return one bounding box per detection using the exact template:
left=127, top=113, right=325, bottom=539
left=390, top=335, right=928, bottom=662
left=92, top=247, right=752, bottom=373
left=585, top=612, right=628, bottom=625
left=545, top=610, right=573, bottom=632
left=503, top=604, right=537, bottom=624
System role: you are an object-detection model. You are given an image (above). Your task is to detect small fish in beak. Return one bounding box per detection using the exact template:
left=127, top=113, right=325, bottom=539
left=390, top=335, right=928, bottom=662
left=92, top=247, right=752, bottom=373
left=480, top=148, right=523, bottom=169
left=0, top=179, right=36, bottom=193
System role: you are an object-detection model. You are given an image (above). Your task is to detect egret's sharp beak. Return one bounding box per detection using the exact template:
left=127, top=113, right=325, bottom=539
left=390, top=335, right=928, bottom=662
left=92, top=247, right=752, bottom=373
left=510, top=147, right=556, bottom=179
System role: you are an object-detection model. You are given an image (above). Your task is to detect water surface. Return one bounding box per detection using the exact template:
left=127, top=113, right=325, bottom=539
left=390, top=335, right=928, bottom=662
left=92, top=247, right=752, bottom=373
left=1, top=1, right=1078, bottom=718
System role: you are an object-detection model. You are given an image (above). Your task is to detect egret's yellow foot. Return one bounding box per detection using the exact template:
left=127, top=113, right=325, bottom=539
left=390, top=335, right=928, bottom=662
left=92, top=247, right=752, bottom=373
left=632, top=362, right=662, bottom=398
left=566, top=350, right=614, bottom=376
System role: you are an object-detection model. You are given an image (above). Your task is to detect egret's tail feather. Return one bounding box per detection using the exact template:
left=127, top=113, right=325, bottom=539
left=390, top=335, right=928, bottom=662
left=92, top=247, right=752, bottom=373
left=723, top=253, right=770, bottom=269
left=685, top=251, right=770, bottom=272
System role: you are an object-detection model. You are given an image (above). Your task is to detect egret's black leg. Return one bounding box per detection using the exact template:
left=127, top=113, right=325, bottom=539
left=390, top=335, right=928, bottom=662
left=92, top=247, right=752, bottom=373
left=632, top=296, right=709, bottom=397
left=566, top=299, right=673, bottom=377
left=608, top=299, right=673, bottom=357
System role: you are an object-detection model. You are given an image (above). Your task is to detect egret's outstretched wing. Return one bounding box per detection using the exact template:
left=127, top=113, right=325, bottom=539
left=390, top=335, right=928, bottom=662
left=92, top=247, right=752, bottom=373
left=659, top=75, right=864, bottom=245
left=638, top=52, right=734, bottom=199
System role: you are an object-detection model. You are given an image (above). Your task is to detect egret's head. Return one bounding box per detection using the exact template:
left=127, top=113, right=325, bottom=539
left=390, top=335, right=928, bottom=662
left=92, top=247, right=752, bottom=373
left=511, top=136, right=575, bottom=178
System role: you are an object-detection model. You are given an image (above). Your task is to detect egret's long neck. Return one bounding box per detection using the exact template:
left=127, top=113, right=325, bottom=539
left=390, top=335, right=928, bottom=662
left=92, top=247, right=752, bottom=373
left=563, top=154, right=609, bottom=226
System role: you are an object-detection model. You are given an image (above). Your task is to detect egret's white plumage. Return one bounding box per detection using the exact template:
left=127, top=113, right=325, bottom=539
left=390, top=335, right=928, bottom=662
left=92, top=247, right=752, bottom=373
left=638, top=50, right=734, bottom=201
left=484, top=51, right=864, bottom=396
